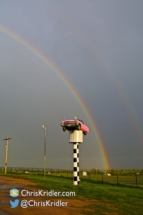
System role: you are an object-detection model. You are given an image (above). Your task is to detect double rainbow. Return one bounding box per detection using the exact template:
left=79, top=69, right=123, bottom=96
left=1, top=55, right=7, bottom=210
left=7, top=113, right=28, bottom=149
left=0, top=24, right=110, bottom=169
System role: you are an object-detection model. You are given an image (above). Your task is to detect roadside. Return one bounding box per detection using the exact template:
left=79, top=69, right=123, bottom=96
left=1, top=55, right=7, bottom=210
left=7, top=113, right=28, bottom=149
left=0, top=175, right=93, bottom=215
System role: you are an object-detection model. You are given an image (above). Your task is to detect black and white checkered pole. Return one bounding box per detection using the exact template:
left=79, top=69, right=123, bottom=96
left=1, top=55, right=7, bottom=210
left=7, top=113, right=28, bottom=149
left=69, top=130, right=83, bottom=185
left=73, top=143, right=79, bottom=185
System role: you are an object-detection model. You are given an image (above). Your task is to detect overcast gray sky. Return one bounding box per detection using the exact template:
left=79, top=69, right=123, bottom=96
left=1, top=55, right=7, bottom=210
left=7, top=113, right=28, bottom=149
left=0, top=0, right=143, bottom=170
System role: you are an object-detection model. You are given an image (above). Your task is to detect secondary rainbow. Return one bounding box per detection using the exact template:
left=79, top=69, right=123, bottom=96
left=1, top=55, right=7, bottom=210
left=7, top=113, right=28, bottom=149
left=0, top=24, right=110, bottom=169
left=52, top=6, right=143, bottom=147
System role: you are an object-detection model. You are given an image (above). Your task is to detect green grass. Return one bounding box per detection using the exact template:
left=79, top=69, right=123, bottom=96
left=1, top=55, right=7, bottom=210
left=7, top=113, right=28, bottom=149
left=1, top=172, right=143, bottom=215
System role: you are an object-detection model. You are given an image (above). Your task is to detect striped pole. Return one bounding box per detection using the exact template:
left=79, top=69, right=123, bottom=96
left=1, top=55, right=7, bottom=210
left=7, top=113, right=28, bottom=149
left=73, top=143, right=79, bottom=185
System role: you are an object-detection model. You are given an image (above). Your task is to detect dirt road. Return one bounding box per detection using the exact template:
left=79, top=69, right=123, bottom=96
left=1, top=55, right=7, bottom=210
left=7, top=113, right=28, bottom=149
left=0, top=176, right=91, bottom=215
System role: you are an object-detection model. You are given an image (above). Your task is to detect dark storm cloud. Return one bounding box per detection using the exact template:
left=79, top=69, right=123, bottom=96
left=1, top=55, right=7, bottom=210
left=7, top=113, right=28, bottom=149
left=0, top=0, right=143, bottom=169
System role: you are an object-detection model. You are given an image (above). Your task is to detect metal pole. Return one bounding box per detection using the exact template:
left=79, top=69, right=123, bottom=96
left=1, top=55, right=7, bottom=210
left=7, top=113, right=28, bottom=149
left=3, top=138, right=11, bottom=174
left=42, top=125, right=46, bottom=180
left=5, top=140, right=8, bottom=174
left=44, top=126, right=46, bottom=180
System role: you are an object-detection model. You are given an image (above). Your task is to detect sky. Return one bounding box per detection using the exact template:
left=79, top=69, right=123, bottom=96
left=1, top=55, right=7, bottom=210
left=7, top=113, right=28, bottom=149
left=0, top=0, right=143, bottom=170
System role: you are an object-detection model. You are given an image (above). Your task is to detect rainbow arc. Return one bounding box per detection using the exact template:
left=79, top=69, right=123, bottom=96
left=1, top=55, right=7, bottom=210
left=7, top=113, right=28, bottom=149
left=0, top=24, right=110, bottom=169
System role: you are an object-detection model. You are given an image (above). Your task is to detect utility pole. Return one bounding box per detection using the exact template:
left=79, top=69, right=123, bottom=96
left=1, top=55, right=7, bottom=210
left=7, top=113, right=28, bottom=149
left=3, top=138, right=11, bottom=174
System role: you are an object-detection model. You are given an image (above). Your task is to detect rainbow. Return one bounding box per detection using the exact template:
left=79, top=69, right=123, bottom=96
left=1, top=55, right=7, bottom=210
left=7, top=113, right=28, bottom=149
left=50, top=4, right=143, bottom=147
left=0, top=24, right=110, bottom=169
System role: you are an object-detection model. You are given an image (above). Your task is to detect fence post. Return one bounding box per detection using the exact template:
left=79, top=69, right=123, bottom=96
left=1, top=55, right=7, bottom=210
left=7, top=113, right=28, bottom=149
left=117, top=174, right=119, bottom=184
left=135, top=174, right=138, bottom=186
left=102, top=173, right=103, bottom=182
left=88, top=171, right=90, bottom=180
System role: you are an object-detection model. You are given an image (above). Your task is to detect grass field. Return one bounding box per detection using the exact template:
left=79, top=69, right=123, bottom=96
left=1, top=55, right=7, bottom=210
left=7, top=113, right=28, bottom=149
left=51, top=171, right=143, bottom=186
left=1, top=169, right=143, bottom=186
left=1, top=172, right=143, bottom=215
